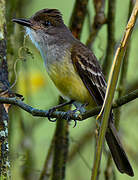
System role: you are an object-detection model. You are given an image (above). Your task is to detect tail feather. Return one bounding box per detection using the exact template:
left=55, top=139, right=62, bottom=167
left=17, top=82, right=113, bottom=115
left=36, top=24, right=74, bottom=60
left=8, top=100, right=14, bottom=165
left=105, top=121, right=134, bottom=176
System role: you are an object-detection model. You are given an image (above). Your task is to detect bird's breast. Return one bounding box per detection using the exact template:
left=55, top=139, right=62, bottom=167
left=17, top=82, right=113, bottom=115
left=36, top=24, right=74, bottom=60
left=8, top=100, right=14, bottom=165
left=47, top=56, right=96, bottom=107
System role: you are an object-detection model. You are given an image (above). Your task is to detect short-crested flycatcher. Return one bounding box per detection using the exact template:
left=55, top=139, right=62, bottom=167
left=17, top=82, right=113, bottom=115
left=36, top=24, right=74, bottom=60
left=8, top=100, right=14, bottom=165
left=13, top=9, right=134, bottom=176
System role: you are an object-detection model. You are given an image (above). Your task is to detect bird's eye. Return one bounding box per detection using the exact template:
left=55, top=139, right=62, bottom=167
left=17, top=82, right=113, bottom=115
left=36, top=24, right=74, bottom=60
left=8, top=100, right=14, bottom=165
left=44, top=20, right=51, bottom=27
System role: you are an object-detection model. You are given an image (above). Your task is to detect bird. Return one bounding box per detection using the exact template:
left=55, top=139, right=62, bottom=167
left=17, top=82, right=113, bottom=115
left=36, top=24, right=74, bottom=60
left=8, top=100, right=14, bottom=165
left=12, top=8, right=134, bottom=176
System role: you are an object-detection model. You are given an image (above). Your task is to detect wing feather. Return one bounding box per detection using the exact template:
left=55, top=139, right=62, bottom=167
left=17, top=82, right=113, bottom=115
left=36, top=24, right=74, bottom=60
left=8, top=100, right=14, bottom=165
left=71, top=43, right=107, bottom=105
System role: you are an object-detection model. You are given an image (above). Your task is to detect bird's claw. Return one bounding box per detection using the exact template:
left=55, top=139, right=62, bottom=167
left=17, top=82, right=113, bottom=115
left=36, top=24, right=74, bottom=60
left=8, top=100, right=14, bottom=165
left=47, top=107, right=57, bottom=122
left=64, top=109, right=78, bottom=128
left=47, top=105, right=79, bottom=127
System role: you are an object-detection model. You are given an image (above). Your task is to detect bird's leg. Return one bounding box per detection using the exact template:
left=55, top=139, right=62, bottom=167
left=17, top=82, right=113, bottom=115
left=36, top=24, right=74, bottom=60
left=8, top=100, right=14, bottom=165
left=76, top=102, right=88, bottom=112
left=73, top=102, right=88, bottom=113
left=47, top=100, right=74, bottom=121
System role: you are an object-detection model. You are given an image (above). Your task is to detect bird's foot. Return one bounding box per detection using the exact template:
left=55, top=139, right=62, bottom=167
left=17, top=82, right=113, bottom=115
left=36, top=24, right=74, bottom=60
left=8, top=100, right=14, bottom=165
left=63, top=109, right=78, bottom=127
left=47, top=100, right=74, bottom=122
left=64, top=103, right=88, bottom=127
left=47, top=107, right=57, bottom=122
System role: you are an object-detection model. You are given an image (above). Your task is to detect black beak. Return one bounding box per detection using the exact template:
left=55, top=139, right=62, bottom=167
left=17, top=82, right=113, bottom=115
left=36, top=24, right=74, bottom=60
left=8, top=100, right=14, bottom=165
left=12, top=18, right=32, bottom=27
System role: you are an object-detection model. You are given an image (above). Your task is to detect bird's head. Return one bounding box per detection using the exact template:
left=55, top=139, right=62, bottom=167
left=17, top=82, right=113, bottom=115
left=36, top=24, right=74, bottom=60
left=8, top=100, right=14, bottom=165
left=12, top=9, right=68, bottom=50
left=13, top=9, right=64, bottom=32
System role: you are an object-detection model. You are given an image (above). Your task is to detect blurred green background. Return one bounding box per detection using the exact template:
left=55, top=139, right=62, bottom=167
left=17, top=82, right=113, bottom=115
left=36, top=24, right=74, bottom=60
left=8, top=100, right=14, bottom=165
left=9, top=0, right=138, bottom=179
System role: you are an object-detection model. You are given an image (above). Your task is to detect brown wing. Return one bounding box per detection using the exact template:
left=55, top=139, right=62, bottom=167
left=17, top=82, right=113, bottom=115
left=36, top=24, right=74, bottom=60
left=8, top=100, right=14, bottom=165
left=71, top=43, right=134, bottom=176
left=71, top=43, right=107, bottom=106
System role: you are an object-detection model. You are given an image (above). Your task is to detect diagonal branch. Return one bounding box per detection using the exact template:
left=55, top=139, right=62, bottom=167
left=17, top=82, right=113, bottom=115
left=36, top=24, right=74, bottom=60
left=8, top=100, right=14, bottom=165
left=0, top=89, right=137, bottom=121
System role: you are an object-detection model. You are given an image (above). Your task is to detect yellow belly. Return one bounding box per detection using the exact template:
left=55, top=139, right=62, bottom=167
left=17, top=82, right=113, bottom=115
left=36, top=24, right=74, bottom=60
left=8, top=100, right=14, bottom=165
left=47, top=58, right=96, bottom=108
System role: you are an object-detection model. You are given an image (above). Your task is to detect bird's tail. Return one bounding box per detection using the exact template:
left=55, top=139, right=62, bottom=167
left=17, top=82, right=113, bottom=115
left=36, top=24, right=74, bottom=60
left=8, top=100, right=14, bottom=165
left=105, top=119, right=134, bottom=176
